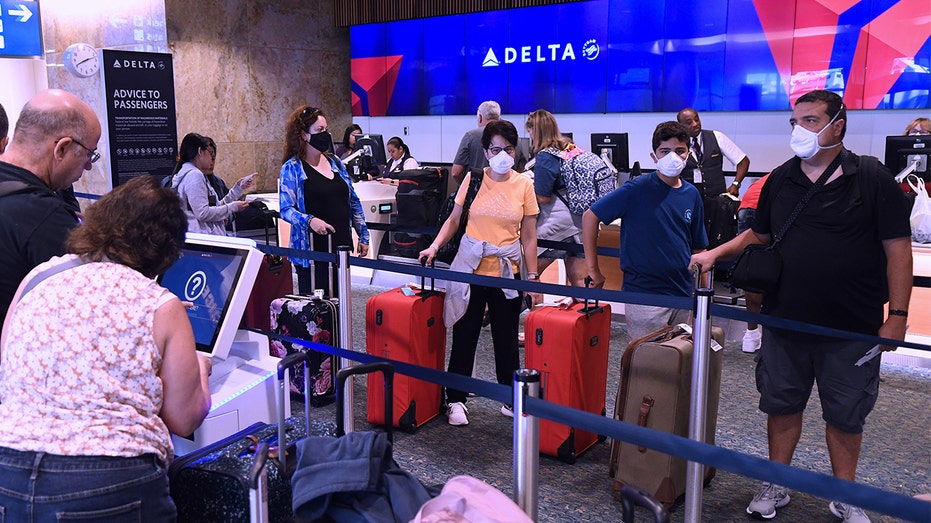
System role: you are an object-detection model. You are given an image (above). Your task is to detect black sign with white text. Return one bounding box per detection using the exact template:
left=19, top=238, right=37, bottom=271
left=102, top=49, right=178, bottom=187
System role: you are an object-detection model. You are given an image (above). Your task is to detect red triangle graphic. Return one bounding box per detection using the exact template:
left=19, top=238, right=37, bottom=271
left=351, top=55, right=403, bottom=116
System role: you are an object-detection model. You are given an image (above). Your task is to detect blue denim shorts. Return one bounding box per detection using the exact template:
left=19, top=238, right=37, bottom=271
left=0, top=448, right=175, bottom=522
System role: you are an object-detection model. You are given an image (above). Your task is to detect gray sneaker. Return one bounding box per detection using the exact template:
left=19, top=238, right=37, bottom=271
left=746, top=482, right=790, bottom=519
left=830, top=501, right=870, bottom=523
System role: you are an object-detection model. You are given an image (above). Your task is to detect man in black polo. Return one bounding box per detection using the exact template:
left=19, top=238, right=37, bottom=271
left=0, top=90, right=101, bottom=333
left=691, top=90, right=911, bottom=523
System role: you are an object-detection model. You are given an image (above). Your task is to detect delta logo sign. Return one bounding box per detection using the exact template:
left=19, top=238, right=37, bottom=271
left=480, top=39, right=601, bottom=67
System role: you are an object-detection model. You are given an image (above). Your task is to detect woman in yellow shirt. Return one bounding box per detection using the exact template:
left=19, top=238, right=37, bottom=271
left=420, top=119, right=539, bottom=426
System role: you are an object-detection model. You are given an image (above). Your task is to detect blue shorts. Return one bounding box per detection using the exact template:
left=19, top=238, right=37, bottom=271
left=755, top=328, right=880, bottom=434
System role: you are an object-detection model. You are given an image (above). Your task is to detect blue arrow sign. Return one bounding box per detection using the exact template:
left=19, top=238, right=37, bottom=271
left=0, top=0, right=42, bottom=57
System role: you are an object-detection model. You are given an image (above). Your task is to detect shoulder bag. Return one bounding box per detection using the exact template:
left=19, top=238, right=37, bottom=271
left=729, top=150, right=846, bottom=293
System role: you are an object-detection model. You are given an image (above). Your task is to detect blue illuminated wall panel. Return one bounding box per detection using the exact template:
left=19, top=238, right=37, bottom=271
left=350, top=0, right=931, bottom=115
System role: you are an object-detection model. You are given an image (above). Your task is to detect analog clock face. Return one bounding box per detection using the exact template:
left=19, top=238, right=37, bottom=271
left=63, top=43, right=99, bottom=78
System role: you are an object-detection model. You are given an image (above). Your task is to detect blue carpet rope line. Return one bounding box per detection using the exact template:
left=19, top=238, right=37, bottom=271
left=258, top=329, right=930, bottom=523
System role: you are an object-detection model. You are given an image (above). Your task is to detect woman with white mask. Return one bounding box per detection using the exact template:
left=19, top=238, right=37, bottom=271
left=419, top=119, right=539, bottom=426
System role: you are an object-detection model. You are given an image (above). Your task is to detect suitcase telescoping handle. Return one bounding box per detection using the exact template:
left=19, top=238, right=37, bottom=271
left=417, top=256, right=440, bottom=299
left=579, top=275, right=604, bottom=317
left=310, top=233, right=335, bottom=299
left=336, top=362, right=394, bottom=443
left=248, top=442, right=269, bottom=523
left=276, top=351, right=313, bottom=473
left=619, top=485, right=670, bottom=523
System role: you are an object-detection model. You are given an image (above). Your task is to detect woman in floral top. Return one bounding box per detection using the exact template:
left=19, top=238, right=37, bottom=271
left=0, top=176, right=211, bottom=521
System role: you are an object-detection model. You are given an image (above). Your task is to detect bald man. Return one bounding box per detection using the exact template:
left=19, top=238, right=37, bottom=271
left=0, top=89, right=101, bottom=332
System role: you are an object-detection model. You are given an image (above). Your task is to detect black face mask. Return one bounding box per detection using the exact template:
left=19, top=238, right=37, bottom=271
left=306, top=131, right=332, bottom=153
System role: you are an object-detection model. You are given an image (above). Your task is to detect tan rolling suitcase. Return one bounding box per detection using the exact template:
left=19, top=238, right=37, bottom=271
left=608, top=324, right=724, bottom=507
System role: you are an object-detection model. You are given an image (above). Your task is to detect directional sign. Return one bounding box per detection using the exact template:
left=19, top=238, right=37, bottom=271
left=0, top=0, right=41, bottom=57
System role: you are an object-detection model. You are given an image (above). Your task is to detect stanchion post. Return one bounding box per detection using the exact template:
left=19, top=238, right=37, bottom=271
left=336, top=245, right=354, bottom=434
left=685, top=269, right=714, bottom=523
left=512, top=369, right=541, bottom=520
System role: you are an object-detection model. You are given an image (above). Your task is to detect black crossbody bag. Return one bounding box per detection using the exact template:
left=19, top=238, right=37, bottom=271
left=729, top=150, right=846, bottom=294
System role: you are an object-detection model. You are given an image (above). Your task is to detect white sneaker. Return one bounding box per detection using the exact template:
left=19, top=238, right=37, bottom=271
left=742, top=327, right=762, bottom=353
left=447, top=402, right=469, bottom=426
left=830, top=501, right=870, bottom=523
left=500, top=404, right=514, bottom=418
left=746, top=482, right=790, bottom=519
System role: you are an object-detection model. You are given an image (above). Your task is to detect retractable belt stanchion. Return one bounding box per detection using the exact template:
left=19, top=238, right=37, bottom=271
left=684, top=266, right=714, bottom=523
left=513, top=369, right=541, bottom=520
left=336, top=245, right=354, bottom=434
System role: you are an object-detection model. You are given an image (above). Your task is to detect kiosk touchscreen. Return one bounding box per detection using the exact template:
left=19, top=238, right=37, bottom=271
left=885, top=135, right=930, bottom=182
left=158, top=233, right=285, bottom=455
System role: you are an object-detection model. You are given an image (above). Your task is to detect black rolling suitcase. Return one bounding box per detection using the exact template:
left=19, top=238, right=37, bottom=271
left=392, top=167, right=446, bottom=257
left=168, top=354, right=395, bottom=522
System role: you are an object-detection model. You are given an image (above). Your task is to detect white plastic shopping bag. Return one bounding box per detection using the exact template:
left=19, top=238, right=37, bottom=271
left=907, top=176, right=931, bottom=243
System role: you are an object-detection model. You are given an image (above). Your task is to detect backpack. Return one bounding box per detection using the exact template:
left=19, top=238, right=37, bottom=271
left=435, top=168, right=483, bottom=264
left=544, top=145, right=616, bottom=215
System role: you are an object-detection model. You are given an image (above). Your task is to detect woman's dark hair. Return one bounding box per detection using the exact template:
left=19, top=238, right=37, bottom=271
left=67, top=176, right=188, bottom=278
left=387, top=136, right=411, bottom=157
left=283, top=106, right=325, bottom=163
left=481, top=119, right=519, bottom=150
left=174, top=133, right=215, bottom=174
left=342, top=124, right=362, bottom=150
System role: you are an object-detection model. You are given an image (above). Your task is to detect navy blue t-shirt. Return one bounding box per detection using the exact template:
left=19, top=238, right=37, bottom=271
left=590, top=172, right=707, bottom=296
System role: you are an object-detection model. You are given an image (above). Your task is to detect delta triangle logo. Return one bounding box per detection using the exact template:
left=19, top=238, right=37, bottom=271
left=113, top=60, right=121, bottom=68
left=482, top=48, right=500, bottom=67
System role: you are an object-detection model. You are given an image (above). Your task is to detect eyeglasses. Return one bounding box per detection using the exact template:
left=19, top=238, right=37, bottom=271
left=908, top=129, right=931, bottom=136
left=203, top=147, right=217, bottom=160
left=57, top=136, right=100, bottom=164
left=488, top=146, right=515, bottom=155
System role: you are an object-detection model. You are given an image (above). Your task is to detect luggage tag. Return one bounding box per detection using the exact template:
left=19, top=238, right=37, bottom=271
left=676, top=323, right=723, bottom=352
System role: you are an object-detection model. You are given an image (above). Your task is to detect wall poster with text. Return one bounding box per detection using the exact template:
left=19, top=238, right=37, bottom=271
left=102, top=49, right=178, bottom=187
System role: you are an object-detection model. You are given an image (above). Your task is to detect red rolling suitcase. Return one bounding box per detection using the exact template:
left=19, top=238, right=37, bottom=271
left=366, top=270, right=445, bottom=432
left=524, top=296, right=611, bottom=463
left=242, top=214, right=293, bottom=332
left=243, top=254, right=292, bottom=332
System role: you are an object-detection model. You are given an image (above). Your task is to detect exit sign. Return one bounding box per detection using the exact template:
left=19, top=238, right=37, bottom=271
left=0, top=1, right=41, bottom=58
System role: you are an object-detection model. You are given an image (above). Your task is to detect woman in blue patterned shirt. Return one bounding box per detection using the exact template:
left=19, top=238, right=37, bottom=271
left=279, top=106, right=369, bottom=297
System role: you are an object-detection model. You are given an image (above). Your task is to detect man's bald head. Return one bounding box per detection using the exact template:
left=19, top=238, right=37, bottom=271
left=12, top=89, right=99, bottom=148
left=3, top=89, right=101, bottom=190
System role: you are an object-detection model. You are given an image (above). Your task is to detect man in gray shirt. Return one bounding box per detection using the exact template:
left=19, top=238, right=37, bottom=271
left=451, top=101, right=501, bottom=184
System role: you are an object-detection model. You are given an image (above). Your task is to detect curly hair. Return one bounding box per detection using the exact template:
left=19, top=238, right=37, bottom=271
left=282, top=106, right=324, bottom=163
left=525, top=109, right=570, bottom=155
left=66, top=176, right=188, bottom=278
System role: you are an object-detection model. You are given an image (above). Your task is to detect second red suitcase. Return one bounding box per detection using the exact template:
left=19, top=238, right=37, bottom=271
left=366, top=280, right=446, bottom=432
left=524, top=299, right=612, bottom=463
left=242, top=254, right=292, bottom=332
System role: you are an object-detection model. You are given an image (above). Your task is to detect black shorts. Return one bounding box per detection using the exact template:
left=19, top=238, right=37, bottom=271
left=539, top=236, right=584, bottom=260
left=755, top=328, right=880, bottom=434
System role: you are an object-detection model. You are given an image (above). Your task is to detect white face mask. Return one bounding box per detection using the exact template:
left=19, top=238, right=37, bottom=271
left=488, top=150, right=515, bottom=174
left=790, top=109, right=842, bottom=159
left=656, top=151, right=686, bottom=178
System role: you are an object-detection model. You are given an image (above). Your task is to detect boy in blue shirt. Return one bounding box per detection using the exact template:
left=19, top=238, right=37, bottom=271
left=582, top=121, right=707, bottom=340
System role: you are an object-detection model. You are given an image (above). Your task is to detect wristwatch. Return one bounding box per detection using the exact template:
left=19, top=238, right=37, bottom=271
left=731, top=180, right=741, bottom=188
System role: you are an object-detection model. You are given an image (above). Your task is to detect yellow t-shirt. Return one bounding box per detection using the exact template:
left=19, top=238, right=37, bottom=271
left=455, top=168, right=539, bottom=276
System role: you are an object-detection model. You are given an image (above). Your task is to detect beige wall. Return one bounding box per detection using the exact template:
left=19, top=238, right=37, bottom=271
left=164, top=0, right=351, bottom=192
left=38, top=0, right=350, bottom=197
